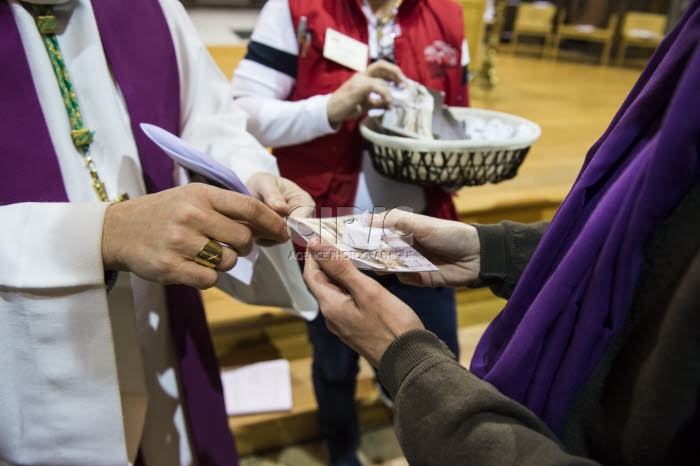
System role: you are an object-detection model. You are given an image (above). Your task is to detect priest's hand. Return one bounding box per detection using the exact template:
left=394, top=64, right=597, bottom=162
left=101, top=183, right=289, bottom=289
left=373, top=210, right=481, bottom=288
left=246, top=172, right=315, bottom=219
left=303, top=240, right=424, bottom=368
left=327, top=60, right=406, bottom=127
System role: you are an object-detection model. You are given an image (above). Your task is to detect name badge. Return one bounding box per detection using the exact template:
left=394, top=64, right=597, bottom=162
left=323, top=28, right=368, bottom=72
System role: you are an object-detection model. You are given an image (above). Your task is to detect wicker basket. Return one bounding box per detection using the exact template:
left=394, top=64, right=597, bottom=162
left=360, top=107, right=541, bottom=189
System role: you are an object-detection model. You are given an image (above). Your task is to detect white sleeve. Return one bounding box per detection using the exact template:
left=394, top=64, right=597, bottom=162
left=159, top=0, right=280, bottom=182
left=230, top=0, right=338, bottom=148
left=0, top=202, right=108, bottom=289
left=462, top=39, right=470, bottom=67
left=0, top=202, right=130, bottom=466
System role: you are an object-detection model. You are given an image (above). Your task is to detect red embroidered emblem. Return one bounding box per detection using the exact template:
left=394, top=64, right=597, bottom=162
left=424, top=40, right=459, bottom=78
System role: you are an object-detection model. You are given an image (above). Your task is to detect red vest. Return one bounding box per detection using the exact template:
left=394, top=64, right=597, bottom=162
left=277, top=0, right=468, bottom=219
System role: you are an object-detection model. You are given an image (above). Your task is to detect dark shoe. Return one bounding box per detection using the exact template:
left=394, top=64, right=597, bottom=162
left=329, top=449, right=362, bottom=466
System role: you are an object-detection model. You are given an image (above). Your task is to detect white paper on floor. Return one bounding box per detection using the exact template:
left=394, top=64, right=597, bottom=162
left=221, top=359, right=293, bottom=416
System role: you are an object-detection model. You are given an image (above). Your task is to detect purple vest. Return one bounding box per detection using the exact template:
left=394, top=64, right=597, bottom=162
left=0, top=1, right=238, bottom=464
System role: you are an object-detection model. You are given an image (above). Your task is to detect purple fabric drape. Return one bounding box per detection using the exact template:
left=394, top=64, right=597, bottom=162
left=472, top=0, right=700, bottom=433
left=0, top=1, right=238, bottom=464
left=0, top=1, right=68, bottom=204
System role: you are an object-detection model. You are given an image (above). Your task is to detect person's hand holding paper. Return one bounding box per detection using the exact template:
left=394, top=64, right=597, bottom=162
left=246, top=171, right=315, bottom=219
left=138, top=123, right=318, bottom=318
left=102, top=183, right=288, bottom=290
left=303, top=237, right=425, bottom=367
left=373, top=210, right=481, bottom=287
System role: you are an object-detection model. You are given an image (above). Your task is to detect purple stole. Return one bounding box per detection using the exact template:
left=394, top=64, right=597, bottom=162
left=0, top=1, right=238, bottom=464
left=471, top=2, right=700, bottom=433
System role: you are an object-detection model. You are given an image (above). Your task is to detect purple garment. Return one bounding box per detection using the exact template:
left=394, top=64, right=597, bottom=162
left=471, top=1, right=700, bottom=433
left=0, top=1, right=238, bottom=464
left=0, top=2, right=67, bottom=203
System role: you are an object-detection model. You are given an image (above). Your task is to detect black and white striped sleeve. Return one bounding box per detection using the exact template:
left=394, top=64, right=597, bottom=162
left=231, top=0, right=338, bottom=148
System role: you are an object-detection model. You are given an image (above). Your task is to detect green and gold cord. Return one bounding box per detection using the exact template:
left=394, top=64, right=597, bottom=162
left=26, top=3, right=127, bottom=203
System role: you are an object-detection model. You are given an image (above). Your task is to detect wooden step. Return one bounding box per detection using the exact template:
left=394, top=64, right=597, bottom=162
left=203, top=271, right=506, bottom=455
left=203, top=288, right=301, bottom=364
left=204, top=286, right=504, bottom=364
left=224, top=323, right=489, bottom=455
left=203, top=285, right=501, bottom=455
left=227, top=355, right=390, bottom=455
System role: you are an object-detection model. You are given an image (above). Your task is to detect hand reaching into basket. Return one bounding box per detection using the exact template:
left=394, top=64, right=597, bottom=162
left=373, top=210, right=481, bottom=288
left=327, top=60, right=406, bottom=128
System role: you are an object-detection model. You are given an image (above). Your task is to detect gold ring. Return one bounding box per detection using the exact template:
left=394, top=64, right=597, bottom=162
left=194, top=239, right=223, bottom=269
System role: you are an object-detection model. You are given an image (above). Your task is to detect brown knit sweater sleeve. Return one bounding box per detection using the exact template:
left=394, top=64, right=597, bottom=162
left=378, top=329, right=599, bottom=466
left=471, top=221, right=549, bottom=299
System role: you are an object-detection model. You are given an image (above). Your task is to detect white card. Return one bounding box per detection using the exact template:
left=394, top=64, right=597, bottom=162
left=323, top=28, right=368, bottom=72
left=222, top=359, right=293, bottom=416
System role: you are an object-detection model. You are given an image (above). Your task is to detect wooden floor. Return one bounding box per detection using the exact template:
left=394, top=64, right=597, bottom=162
left=456, top=51, right=641, bottom=221
left=204, top=45, right=645, bottom=461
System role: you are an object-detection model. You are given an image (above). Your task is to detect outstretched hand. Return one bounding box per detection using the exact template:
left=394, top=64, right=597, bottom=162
left=327, top=60, right=406, bottom=127
left=246, top=172, right=315, bottom=218
left=373, top=210, right=481, bottom=288
left=102, top=183, right=289, bottom=289
left=303, top=240, right=424, bottom=367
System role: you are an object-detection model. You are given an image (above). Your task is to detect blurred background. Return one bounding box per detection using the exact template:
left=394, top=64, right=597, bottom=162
left=182, top=1, right=689, bottom=464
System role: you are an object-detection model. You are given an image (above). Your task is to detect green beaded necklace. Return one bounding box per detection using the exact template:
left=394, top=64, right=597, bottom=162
left=26, top=3, right=128, bottom=202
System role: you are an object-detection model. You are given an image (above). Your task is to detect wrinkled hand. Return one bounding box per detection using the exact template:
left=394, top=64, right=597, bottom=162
left=304, top=240, right=424, bottom=367
left=246, top=172, right=315, bottom=218
left=102, top=183, right=289, bottom=289
left=374, top=210, right=480, bottom=288
left=327, top=60, right=406, bottom=127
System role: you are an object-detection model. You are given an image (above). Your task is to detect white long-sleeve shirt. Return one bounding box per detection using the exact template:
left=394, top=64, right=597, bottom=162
left=0, top=1, right=278, bottom=465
